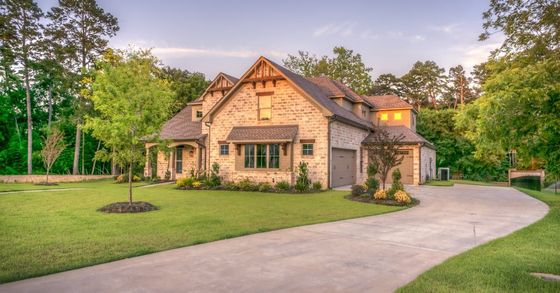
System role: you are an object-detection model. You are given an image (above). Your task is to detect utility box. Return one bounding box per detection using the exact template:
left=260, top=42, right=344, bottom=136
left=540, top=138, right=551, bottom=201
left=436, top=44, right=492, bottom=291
left=438, top=167, right=450, bottom=181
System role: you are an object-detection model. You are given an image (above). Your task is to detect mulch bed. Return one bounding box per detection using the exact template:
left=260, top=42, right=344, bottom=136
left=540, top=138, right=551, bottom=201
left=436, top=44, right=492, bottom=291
left=345, top=194, right=420, bottom=207
left=34, top=182, right=59, bottom=186
left=98, top=201, right=159, bottom=213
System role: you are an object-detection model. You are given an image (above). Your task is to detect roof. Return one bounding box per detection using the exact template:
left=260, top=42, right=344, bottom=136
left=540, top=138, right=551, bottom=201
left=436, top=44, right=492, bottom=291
left=362, top=125, right=435, bottom=149
left=362, top=95, right=414, bottom=111
left=221, top=72, right=239, bottom=84
left=306, top=77, right=373, bottom=107
left=159, top=105, right=202, bottom=140
left=265, top=58, right=373, bottom=129
left=226, top=125, right=298, bottom=142
left=189, top=72, right=239, bottom=104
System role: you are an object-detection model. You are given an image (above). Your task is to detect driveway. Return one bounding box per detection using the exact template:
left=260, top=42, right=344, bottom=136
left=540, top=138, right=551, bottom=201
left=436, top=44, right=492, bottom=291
left=1, top=184, right=548, bottom=292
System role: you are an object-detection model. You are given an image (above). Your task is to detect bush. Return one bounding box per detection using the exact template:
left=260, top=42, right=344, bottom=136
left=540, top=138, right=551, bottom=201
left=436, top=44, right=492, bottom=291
left=394, top=190, right=411, bottom=204
left=192, top=181, right=202, bottom=189
left=238, top=178, right=258, bottom=191
left=258, top=182, right=272, bottom=192
left=351, top=184, right=365, bottom=196
left=374, top=189, right=387, bottom=200
left=312, top=181, right=322, bottom=191
left=223, top=181, right=239, bottom=191
left=295, top=161, right=311, bottom=192
left=275, top=181, right=291, bottom=191
left=164, top=170, right=171, bottom=181
left=208, top=162, right=221, bottom=187
left=176, top=177, right=191, bottom=188
left=115, top=174, right=141, bottom=184
left=365, top=177, right=379, bottom=192
left=389, top=169, right=404, bottom=196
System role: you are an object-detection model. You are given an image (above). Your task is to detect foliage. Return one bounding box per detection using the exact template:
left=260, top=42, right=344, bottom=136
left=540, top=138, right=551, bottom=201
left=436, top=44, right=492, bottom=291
left=40, top=127, right=66, bottom=183
left=389, top=169, right=404, bottom=197
left=373, top=189, right=387, bottom=200
left=176, top=177, right=194, bottom=188
left=192, top=181, right=202, bottom=189
left=258, top=182, right=272, bottom=192
left=364, top=127, right=405, bottom=189
left=207, top=162, right=221, bottom=187
left=84, top=49, right=173, bottom=203
left=115, top=174, right=140, bottom=184
left=400, top=60, right=446, bottom=109
left=159, top=66, right=209, bottom=114
left=351, top=184, right=365, bottom=197
left=283, top=47, right=374, bottom=94
left=237, top=178, right=258, bottom=191
left=312, top=181, right=322, bottom=191
left=223, top=181, right=239, bottom=191
left=295, top=161, right=311, bottom=192
left=365, top=162, right=379, bottom=192
left=275, top=181, right=291, bottom=192
left=393, top=190, right=411, bottom=204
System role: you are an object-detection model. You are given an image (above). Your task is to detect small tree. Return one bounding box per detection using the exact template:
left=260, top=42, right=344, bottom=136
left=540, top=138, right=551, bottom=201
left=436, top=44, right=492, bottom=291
left=364, top=126, right=405, bottom=189
left=295, top=161, right=311, bottom=192
left=365, top=162, right=379, bottom=192
left=85, top=49, right=173, bottom=205
left=389, top=169, right=404, bottom=197
left=40, top=127, right=66, bottom=184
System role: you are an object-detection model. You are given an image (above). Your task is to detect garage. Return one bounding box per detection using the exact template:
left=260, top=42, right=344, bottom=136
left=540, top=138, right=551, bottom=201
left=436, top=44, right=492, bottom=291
left=387, top=149, right=414, bottom=184
left=331, top=148, right=356, bottom=187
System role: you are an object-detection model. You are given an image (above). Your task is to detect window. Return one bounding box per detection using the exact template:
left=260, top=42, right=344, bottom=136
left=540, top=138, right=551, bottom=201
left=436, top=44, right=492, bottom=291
left=220, top=144, right=229, bottom=155
left=244, top=144, right=255, bottom=168
left=269, top=144, right=280, bottom=168
left=196, top=111, right=203, bottom=118
left=175, top=147, right=183, bottom=173
left=362, top=109, right=367, bottom=118
left=380, top=113, right=388, bottom=121
left=256, top=144, right=267, bottom=168
left=258, top=95, right=271, bottom=120
left=394, top=112, right=402, bottom=120
left=302, top=144, right=314, bottom=156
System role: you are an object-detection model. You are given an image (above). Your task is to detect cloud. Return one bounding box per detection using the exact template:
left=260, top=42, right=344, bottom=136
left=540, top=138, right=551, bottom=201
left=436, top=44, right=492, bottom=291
left=112, top=43, right=288, bottom=59
left=411, top=35, right=426, bottom=42
left=428, top=23, right=460, bottom=34
left=360, top=29, right=379, bottom=40
left=313, top=22, right=356, bottom=37
left=456, top=42, right=502, bottom=67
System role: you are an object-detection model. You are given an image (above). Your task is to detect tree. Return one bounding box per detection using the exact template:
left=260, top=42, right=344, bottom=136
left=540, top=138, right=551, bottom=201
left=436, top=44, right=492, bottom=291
left=159, top=66, right=209, bottom=114
left=1, top=0, right=43, bottom=174
left=370, top=73, right=403, bottom=96
left=283, top=46, right=374, bottom=94
left=364, top=126, right=405, bottom=189
left=45, top=0, right=119, bottom=175
left=84, top=50, right=173, bottom=204
left=448, top=65, right=475, bottom=108
left=401, top=61, right=446, bottom=109
left=40, top=126, right=66, bottom=184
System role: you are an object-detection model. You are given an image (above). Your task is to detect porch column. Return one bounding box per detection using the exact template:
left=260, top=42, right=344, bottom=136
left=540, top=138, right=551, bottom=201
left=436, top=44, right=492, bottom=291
left=170, top=148, right=176, bottom=180
left=144, top=146, right=151, bottom=178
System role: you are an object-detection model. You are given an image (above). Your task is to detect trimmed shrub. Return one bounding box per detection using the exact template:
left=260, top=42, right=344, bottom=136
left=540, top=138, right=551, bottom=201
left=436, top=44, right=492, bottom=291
left=238, top=178, right=258, bottom=191
left=223, top=181, right=239, bottom=191
left=295, top=161, right=311, bottom=192
left=394, top=190, right=411, bottom=204
left=192, top=181, right=202, bottom=189
left=208, top=162, right=221, bottom=187
left=312, top=181, right=322, bottom=191
left=374, top=189, right=387, bottom=200
left=389, top=169, right=404, bottom=196
left=365, top=177, right=379, bottom=192
left=351, top=184, right=365, bottom=196
left=176, top=177, right=192, bottom=188
left=275, top=181, right=291, bottom=191
left=258, top=182, right=272, bottom=192
left=164, top=170, right=171, bottom=181
left=115, top=174, right=141, bottom=184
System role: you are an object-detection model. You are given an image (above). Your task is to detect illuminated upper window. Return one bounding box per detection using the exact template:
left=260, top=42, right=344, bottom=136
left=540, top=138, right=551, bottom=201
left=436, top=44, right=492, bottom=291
left=380, top=113, right=388, bottom=121
left=258, top=95, right=271, bottom=120
left=394, top=112, right=402, bottom=120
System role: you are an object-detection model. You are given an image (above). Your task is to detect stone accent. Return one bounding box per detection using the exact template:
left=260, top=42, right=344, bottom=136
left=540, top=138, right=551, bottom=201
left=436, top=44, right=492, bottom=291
left=0, top=175, right=112, bottom=183
left=330, top=121, right=370, bottom=186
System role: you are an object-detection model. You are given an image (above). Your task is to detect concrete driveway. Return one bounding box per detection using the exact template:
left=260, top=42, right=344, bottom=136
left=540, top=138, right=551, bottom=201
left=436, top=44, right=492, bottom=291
left=1, top=184, right=548, bottom=293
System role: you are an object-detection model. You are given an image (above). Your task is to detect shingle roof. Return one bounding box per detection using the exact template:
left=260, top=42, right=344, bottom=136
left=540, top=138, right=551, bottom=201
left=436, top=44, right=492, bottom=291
left=266, top=58, right=373, bottom=129
left=362, top=125, right=435, bottom=148
left=226, top=125, right=298, bottom=142
left=362, top=95, right=414, bottom=111
left=221, top=73, right=239, bottom=84
left=159, top=105, right=202, bottom=140
left=189, top=72, right=239, bottom=104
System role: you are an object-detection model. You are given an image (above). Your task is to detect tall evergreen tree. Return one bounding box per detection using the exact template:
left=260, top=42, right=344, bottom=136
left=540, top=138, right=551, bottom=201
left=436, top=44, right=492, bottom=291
left=448, top=65, right=475, bottom=108
left=45, top=0, right=119, bottom=175
left=1, top=0, right=43, bottom=174
left=401, top=61, right=446, bottom=109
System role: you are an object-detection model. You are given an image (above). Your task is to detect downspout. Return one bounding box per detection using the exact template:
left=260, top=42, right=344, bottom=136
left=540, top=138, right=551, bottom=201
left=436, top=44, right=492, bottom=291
left=205, top=121, right=212, bottom=175
left=327, top=116, right=335, bottom=189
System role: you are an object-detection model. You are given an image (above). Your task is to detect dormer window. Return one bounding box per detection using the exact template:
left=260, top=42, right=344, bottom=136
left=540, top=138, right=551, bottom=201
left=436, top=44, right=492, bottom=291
left=258, top=95, right=272, bottom=120
left=394, top=112, right=402, bottom=120
left=196, top=111, right=203, bottom=118
left=362, top=109, right=367, bottom=118
left=380, top=113, right=388, bottom=121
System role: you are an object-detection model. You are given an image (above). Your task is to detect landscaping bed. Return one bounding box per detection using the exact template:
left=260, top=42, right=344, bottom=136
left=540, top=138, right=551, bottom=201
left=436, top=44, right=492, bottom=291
left=98, top=201, right=158, bottom=213
left=346, top=193, right=419, bottom=206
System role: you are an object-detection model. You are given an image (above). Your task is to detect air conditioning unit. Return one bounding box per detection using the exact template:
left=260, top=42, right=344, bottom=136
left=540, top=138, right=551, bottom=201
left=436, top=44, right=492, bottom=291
left=438, top=167, right=450, bottom=181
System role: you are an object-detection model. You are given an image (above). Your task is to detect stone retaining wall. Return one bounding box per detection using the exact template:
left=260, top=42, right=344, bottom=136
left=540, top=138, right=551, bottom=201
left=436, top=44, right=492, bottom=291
left=0, top=175, right=113, bottom=183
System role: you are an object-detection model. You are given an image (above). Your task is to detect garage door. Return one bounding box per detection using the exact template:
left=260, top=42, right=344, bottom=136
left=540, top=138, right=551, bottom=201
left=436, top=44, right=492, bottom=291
left=387, top=149, right=414, bottom=184
left=332, top=148, right=356, bottom=187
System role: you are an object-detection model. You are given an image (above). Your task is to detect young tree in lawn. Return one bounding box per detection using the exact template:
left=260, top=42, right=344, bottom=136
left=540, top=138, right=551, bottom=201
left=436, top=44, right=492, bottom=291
left=1, top=0, right=43, bottom=174
left=45, top=0, right=119, bottom=175
left=40, top=127, right=66, bottom=184
left=364, top=126, right=405, bottom=190
left=84, top=50, right=172, bottom=204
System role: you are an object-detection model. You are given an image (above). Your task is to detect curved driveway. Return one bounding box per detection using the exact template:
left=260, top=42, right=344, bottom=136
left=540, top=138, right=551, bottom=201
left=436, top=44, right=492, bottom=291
left=1, top=184, right=548, bottom=293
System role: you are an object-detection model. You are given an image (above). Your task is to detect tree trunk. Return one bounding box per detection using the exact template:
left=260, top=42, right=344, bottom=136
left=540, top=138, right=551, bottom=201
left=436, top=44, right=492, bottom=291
left=128, top=163, right=133, bottom=205
left=81, top=131, right=85, bottom=174
left=72, top=125, right=81, bottom=174
left=25, top=71, right=32, bottom=175
left=91, top=140, right=101, bottom=174
left=46, top=168, right=50, bottom=184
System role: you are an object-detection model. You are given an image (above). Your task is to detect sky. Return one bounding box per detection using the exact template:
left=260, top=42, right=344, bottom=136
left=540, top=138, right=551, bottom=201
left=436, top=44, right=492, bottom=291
left=37, top=0, right=503, bottom=80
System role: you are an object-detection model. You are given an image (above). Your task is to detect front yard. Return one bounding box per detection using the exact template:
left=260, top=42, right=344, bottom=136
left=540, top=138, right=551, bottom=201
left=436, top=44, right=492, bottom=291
left=399, top=188, right=560, bottom=292
left=0, top=180, right=402, bottom=283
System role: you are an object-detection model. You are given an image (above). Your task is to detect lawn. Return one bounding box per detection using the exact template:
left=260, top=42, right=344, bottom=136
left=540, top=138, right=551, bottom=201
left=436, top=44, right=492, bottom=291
left=425, top=180, right=455, bottom=186
left=398, top=188, right=560, bottom=292
left=424, top=179, right=509, bottom=187
left=0, top=180, right=402, bottom=283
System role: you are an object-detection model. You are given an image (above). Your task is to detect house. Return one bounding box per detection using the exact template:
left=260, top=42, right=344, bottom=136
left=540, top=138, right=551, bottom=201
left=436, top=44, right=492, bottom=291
left=144, top=56, right=435, bottom=187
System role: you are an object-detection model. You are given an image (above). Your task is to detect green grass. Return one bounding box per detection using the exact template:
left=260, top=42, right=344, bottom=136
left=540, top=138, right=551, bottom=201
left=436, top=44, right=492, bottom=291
left=0, top=180, right=402, bottom=283
left=452, top=179, right=508, bottom=186
left=398, top=188, right=560, bottom=292
left=425, top=180, right=455, bottom=186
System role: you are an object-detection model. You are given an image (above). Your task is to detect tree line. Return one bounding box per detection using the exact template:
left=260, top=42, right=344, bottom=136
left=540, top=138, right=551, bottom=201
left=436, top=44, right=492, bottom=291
left=0, top=0, right=209, bottom=176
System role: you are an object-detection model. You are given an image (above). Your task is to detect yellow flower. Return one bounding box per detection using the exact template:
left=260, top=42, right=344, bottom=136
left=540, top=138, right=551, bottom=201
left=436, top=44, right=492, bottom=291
left=374, top=189, right=387, bottom=200
left=394, top=190, right=411, bottom=204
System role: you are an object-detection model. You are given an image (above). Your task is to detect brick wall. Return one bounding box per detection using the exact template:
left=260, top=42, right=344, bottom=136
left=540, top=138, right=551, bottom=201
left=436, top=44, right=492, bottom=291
left=330, top=121, right=370, bottom=185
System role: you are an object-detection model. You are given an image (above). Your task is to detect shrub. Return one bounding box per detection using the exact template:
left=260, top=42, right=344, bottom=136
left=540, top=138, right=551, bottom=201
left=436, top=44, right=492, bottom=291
left=208, top=162, right=221, bottom=187
left=365, top=177, right=379, bottom=192
left=115, top=174, right=141, bottom=184
left=164, top=170, right=171, bottom=181
left=176, top=177, right=194, bottom=188
left=367, top=162, right=378, bottom=178
left=258, top=182, right=272, bottom=192
left=238, top=178, right=258, bottom=191
left=394, top=190, right=411, bottom=204
left=192, top=181, right=202, bottom=189
left=223, top=181, right=239, bottom=191
left=275, top=181, right=291, bottom=191
left=312, top=181, right=322, bottom=191
left=374, top=189, right=387, bottom=200
left=295, top=161, right=311, bottom=192
left=389, top=169, right=404, bottom=196
left=351, top=184, right=365, bottom=196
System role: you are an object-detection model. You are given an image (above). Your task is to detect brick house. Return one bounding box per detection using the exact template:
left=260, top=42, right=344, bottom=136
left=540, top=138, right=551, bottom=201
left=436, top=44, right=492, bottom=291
left=144, top=56, right=435, bottom=187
